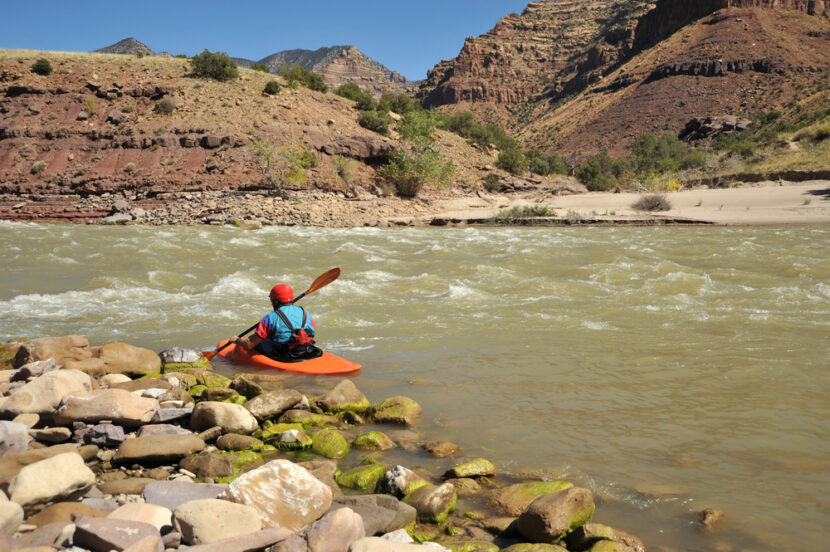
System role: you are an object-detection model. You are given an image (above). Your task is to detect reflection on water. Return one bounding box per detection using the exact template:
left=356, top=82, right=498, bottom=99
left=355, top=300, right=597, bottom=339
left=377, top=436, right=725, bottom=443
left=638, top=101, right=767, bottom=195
left=1, top=222, right=828, bottom=550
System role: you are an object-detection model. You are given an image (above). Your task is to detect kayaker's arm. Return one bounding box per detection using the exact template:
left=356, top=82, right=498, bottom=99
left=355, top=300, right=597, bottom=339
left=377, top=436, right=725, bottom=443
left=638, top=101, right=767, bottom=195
left=231, top=334, right=264, bottom=350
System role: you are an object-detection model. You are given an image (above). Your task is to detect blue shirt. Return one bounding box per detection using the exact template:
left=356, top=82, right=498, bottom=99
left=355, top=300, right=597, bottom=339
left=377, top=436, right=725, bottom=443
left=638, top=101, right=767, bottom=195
left=255, top=305, right=315, bottom=344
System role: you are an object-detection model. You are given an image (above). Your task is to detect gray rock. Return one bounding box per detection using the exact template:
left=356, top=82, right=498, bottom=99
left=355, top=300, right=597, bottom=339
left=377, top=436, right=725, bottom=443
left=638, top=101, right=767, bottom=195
left=330, top=495, right=416, bottom=537
left=159, top=347, right=202, bottom=364
left=316, top=380, right=369, bottom=413
left=179, top=453, right=234, bottom=479
left=77, top=423, right=127, bottom=447
left=113, top=434, right=205, bottom=465
left=181, top=527, right=293, bottom=552
left=517, top=487, right=596, bottom=543
left=0, top=421, right=32, bottom=454
left=10, top=358, right=60, bottom=381
left=101, top=213, right=134, bottom=224
left=137, top=424, right=193, bottom=437
left=150, top=406, right=193, bottom=423
left=403, top=483, right=457, bottom=524
left=298, top=459, right=342, bottom=497
left=83, top=498, right=120, bottom=512
left=73, top=514, right=163, bottom=552
left=380, top=465, right=424, bottom=498
left=243, top=390, right=303, bottom=421
left=190, top=402, right=258, bottom=435
left=215, top=433, right=263, bottom=451
left=141, top=480, right=229, bottom=512
left=304, top=507, right=364, bottom=552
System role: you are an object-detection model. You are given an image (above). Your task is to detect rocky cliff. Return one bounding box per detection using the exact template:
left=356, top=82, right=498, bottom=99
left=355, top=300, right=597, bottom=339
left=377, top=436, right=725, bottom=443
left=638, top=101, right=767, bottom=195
left=416, top=0, right=653, bottom=117
left=257, top=46, right=412, bottom=95
left=93, top=38, right=154, bottom=56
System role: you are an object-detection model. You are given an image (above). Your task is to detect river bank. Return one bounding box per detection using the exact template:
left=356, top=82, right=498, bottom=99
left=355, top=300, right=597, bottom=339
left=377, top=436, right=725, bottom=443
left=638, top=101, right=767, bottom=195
left=0, top=336, right=657, bottom=551
left=1, top=180, right=828, bottom=227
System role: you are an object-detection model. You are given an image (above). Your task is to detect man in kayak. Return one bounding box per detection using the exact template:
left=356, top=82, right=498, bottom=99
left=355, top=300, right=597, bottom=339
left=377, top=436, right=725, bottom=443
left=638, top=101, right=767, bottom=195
left=229, top=284, right=322, bottom=361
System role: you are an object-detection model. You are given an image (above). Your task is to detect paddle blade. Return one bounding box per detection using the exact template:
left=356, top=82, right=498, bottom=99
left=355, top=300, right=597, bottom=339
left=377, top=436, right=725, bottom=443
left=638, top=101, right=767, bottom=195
left=202, top=350, right=219, bottom=361
left=304, top=267, right=340, bottom=295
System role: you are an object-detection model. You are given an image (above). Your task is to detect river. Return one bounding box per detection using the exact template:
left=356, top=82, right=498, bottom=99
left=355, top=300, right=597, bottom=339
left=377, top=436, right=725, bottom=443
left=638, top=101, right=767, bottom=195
left=1, top=221, right=828, bottom=550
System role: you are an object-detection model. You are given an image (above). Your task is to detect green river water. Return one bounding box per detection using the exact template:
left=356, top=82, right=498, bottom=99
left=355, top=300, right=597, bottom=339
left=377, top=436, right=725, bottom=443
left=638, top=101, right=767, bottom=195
left=0, top=222, right=827, bottom=550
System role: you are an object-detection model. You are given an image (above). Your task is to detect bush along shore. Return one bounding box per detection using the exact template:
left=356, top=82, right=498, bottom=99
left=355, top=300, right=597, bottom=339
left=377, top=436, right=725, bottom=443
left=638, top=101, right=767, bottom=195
left=0, top=336, right=671, bottom=552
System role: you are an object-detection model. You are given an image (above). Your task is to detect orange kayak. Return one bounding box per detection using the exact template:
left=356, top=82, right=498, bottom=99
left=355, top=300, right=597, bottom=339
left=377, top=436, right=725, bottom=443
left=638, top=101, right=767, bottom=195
left=216, top=340, right=361, bottom=375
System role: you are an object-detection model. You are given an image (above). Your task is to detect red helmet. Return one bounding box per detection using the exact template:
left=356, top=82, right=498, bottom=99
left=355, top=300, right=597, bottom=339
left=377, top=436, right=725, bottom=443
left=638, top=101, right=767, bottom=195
left=269, top=284, right=294, bottom=303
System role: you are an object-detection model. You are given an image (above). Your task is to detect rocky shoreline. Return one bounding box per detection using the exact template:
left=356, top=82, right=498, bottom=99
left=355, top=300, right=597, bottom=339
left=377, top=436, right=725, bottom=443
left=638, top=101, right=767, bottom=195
left=0, top=335, right=716, bottom=552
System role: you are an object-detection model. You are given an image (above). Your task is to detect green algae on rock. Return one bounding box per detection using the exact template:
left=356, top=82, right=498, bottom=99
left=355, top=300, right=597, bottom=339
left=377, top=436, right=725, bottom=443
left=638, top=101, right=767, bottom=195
left=444, top=458, right=496, bottom=479
left=273, top=428, right=313, bottom=450
left=335, top=462, right=386, bottom=491
left=316, top=379, right=371, bottom=413
left=311, top=428, right=349, bottom=459
left=259, top=422, right=305, bottom=441
left=229, top=375, right=265, bottom=399
left=517, top=487, right=595, bottom=544
left=161, top=356, right=211, bottom=374
left=278, top=409, right=339, bottom=428
left=490, top=481, right=574, bottom=517
left=404, top=482, right=458, bottom=524
left=352, top=431, right=397, bottom=450
left=501, top=543, right=569, bottom=552
left=188, top=384, right=207, bottom=400
left=371, top=396, right=423, bottom=426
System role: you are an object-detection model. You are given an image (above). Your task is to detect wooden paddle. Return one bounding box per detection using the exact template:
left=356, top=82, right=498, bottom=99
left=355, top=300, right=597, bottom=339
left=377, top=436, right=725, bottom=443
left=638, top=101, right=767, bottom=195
left=202, top=267, right=341, bottom=361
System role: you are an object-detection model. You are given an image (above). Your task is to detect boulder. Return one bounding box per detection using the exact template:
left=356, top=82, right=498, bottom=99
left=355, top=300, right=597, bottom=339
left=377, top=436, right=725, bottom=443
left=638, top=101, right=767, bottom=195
left=370, top=397, right=422, bottom=426
left=320, top=135, right=394, bottom=161
left=563, top=523, right=619, bottom=551
left=352, top=431, right=396, bottom=451
left=11, top=336, right=92, bottom=368
left=230, top=375, right=265, bottom=399
left=423, top=440, right=460, bottom=457
left=179, top=453, right=234, bottom=479
left=0, top=369, right=92, bottom=416
left=336, top=463, right=386, bottom=492
left=8, top=452, right=95, bottom=514
left=142, top=480, right=229, bottom=512
left=243, top=389, right=302, bottom=421
left=304, top=507, right=365, bottom=552
left=316, top=380, right=370, bottom=413
left=54, top=388, right=159, bottom=427
left=11, top=358, right=60, bottom=381
left=190, top=402, right=259, bottom=434
left=311, top=428, right=349, bottom=459
left=517, top=487, right=595, bottom=543
left=403, top=483, right=457, bottom=524
left=491, top=481, right=574, bottom=517
left=216, top=433, right=263, bottom=451
left=72, top=514, right=163, bottom=552
left=90, top=342, right=162, bottom=376
left=329, top=495, right=417, bottom=536
left=113, top=434, right=206, bottom=465
left=380, top=465, right=429, bottom=498
left=177, top=527, right=292, bottom=552
left=0, top=443, right=97, bottom=484
left=297, top=459, right=342, bottom=497
left=27, top=501, right=108, bottom=526
left=0, top=421, right=31, bottom=454
left=108, top=503, right=173, bottom=534
left=225, top=459, right=332, bottom=531
left=173, top=498, right=261, bottom=544
left=99, top=373, right=132, bottom=387
left=444, top=458, right=496, bottom=479
left=0, top=500, right=23, bottom=534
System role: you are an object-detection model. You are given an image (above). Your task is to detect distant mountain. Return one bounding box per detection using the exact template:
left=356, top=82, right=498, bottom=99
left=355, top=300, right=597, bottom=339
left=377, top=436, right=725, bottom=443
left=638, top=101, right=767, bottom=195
left=93, top=37, right=155, bottom=56
left=254, top=46, right=412, bottom=95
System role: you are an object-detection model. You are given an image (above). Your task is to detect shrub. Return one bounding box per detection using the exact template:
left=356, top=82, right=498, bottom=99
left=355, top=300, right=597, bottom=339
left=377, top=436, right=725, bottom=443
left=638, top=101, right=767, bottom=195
left=496, top=205, right=555, bottom=220
left=483, top=174, right=503, bottom=192
left=378, top=92, right=417, bottom=115
left=630, top=132, right=693, bottom=174
left=576, top=151, right=628, bottom=191
left=31, top=58, right=52, bottom=76
left=436, top=111, right=517, bottom=151
left=812, top=124, right=830, bottom=142
left=124, top=162, right=135, bottom=173
left=263, top=81, right=281, bottom=95
left=335, top=83, right=376, bottom=111
left=496, top=147, right=527, bottom=175
left=359, top=111, right=391, bottom=136
left=526, top=150, right=549, bottom=176
left=399, top=110, right=437, bottom=143
left=280, top=141, right=317, bottom=169
left=332, top=155, right=354, bottom=183
left=378, top=147, right=454, bottom=197
left=154, top=98, right=176, bottom=114
left=280, top=64, right=327, bottom=92
left=632, top=194, right=672, bottom=211
left=190, top=49, right=239, bottom=82
left=30, top=161, right=47, bottom=174
left=251, top=62, right=270, bottom=73
left=545, top=152, right=571, bottom=175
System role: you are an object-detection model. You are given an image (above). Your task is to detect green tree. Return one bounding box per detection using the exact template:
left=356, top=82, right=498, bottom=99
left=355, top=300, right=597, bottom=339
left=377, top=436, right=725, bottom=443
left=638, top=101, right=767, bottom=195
left=280, top=64, right=328, bottom=92
left=358, top=111, right=391, bottom=136
left=378, top=147, right=454, bottom=197
left=496, top=147, right=528, bottom=175
left=190, top=50, right=239, bottom=81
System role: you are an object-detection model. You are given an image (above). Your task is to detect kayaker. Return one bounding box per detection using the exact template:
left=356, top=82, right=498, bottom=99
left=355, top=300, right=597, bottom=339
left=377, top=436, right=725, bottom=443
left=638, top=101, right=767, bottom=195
left=228, top=283, right=322, bottom=361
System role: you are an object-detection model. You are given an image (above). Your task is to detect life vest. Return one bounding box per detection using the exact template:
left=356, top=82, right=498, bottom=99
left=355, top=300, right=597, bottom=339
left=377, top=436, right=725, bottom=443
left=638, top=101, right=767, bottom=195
left=273, top=306, right=314, bottom=350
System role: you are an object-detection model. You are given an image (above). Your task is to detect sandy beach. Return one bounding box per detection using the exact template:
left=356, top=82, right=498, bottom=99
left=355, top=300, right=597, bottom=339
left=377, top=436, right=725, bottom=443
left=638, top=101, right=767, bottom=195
left=416, top=180, right=830, bottom=226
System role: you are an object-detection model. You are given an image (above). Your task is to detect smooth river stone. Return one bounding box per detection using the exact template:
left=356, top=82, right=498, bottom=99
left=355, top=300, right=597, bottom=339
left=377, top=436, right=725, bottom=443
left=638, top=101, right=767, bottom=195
left=180, top=527, right=292, bottom=552
left=73, top=514, right=163, bottom=552
left=173, top=499, right=261, bottom=545
left=137, top=424, right=193, bottom=437
left=8, top=452, right=96, bottom=514
left=243, top=390, right=303, bottom=421
left=11, top=335, right=92, bottom=368
left=517, top=487, right=596, bottom=544
left=190, top=402, right=258, bottom=434
left=304, top=507, right=365, bottom=552
left=113, top=434, right=205, bottom=465
left=108, top=503, right=173, bottom=533
left=54, top=388, right=159, bottom=427
left=226, top=459, right=332, bottom=531
left=0, top=369, right=92, bottom=416
left=0, top=421, right=31, bottom=454
left=142, top=480, right=229, bottom=512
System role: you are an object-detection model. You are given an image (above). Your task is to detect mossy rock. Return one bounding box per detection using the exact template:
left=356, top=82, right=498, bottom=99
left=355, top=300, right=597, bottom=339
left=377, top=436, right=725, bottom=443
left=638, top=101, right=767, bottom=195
left=230, top=375, right=265, bottom=399
left=441, top=542, right=500, bottom=552
left=502, top=544, right=568, bottom=552
left=188, top=384, right=207, bottom=400
left=213, top=474, right=240, bottom=485
left=403, top=478, right=432, bottom=499
left=464, top=511, right=486, bottom=520
left=278, top=409, right=338, bottom=428
left=201, top=372, right=231, bottom=388
left=490, top=481, right=574, bottom=517
left=405, top=484, right=457, bottom=524
left=273, top=428, right=313, bottom=450
left=338, top=411, right=365, bottom=425
left=223, top=394, right=248, bottom=405
left=588, top=542, right=628, bottom=552
left=259, top=422, right=305, bottom=442
left=335, top=462, right=386, bottom=491
left=163, top=372, right=198, bottom=388
left=444, top=458, right=496, bottom=479
left=138, top=370, right=164, bottom=380
left=162, top=356, right=211, bottom=373
left=311, top=428, right=349, bottom=459
left=227, top=450, right=263, bottom=469
left=371, top=396, right=423, bottom=426
left=352, top=431, right=396, bottom=451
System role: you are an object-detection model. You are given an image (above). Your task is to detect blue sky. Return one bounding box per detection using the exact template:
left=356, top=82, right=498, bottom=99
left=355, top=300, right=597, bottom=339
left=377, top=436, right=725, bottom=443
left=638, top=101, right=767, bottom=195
left=0, top=1, right=531, bottom=80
